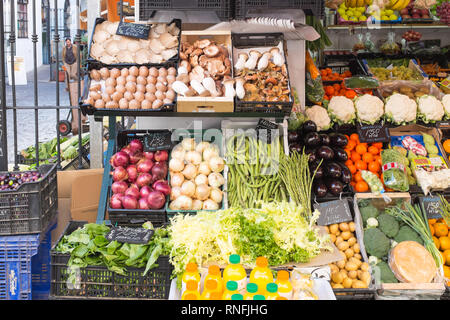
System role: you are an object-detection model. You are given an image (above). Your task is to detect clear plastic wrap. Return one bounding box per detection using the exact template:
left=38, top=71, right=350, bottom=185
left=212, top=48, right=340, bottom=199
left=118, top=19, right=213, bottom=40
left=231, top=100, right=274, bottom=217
left=381, top=149, right=410, bottom=192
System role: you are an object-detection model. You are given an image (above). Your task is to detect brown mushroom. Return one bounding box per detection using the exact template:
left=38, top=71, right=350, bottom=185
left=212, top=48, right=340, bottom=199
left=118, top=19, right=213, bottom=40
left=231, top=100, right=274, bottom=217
left=194, top=39, right=211, bottom=49
left=204, top=44, right=220, bottom=58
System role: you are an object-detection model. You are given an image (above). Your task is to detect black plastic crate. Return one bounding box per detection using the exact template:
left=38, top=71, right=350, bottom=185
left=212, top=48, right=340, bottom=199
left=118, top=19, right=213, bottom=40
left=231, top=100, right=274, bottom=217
left=139, top=0, right=232, bottom=21
left=0, top=164, right=57, bottom=236
left=321, top=54, right=368, bottom=86
left=442, top=287, right=450, bottom=300
left=232, top=33, right=294, bottom=115
left=235, top=0, right=324, bottom=19
left=50, top=221, right=172, bottom=300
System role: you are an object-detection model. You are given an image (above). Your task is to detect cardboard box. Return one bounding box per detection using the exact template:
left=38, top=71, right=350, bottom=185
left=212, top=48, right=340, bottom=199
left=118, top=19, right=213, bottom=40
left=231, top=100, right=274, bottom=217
left=176, top=31, right=234, bottom=113
left=362, top=58, right=427, bottom=81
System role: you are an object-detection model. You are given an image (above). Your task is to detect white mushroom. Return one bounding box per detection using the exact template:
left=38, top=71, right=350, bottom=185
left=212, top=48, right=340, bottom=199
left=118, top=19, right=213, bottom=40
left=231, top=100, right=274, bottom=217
left=244, top=50, right=262, bottom=70
left=235, top=77, right=245, bottom=100
left=202, top=77, right=220, bottom=97
left=135, top=49, right=152, bottom=64
left=117, top=50, right=135, bottom=63
left=167, top=22, right=180, bottom=36
left=149, top=53, right=163, bottom=64
left=150, top=38, right=165, bottom=54
left=234, top=52, right=248, bottom=71
left=106, top=22, right=119, bottom=35
left=190, top=79, right=207, bottom=95
left=99, top=55, right=117, bottom=64
left=223, top=77, right=235, bottom=98
left=105, top=40, right=121, bottom=56
left=127, top=41, right=141, bottom=53
left=178, top=66, right=189, bottom=75
left=93, top=30, right=110, bottom=43
left=172, top=81, right=190, bottom=97
left=257, top=51, right=272, bottom=71
left=150, top=28, right=160, bottom=39
left=154, top=23, right=167, bottom=35
left=161, top=48, right=178, bottom=61
left=270, top=47, right=285, bottom=66
left=90, top=43, right=104, bottom=59
left=159, top=33, right=178, bottom=48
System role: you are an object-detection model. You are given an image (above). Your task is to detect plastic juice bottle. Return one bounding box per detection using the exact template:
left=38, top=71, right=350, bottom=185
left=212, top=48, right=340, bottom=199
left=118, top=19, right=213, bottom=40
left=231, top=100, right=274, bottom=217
left=204, top=265, right=223, bottom=293
left=200, top=279, right=219, bottom=300
left=265, top=283, right=279, bottom=300
left=222, top=281, right=239, bottom=300
left=253, top=294, right=266, bottom=300
left=249, top=257, right=273, bottom=295
left=223, top=254, right=247, bottom=292
left=275, top=270, right=293, bottom=300
left=231, top=294, right=244, bottom=301
left=182, top=262, right=201, bottom=294
left=181, top=280, right=200, bottom=300
left=209, top=291, right=223, bottom=301
left=243, top=283, right=258, bottom=300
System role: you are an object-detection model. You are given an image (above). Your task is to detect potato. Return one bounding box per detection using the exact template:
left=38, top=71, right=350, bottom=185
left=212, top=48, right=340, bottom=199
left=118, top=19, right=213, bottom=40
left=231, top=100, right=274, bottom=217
left=354, top=253, right=362, bottom=260
left=353, top=243, right=360, bottom=253
left=340, top=251, right=347, bottom=261
left=349, top=257, right=362, bottom=268
left=331, top=271, right=344, bottom=284
left=329, top=234, right=337, bottom=243
left=329, top=224, right=339, bottom=234
left=335, top=236, right=344, bottom=246
left=330, top=263, right=339, bottom=274
left=336, top=259, right=346, bottom=269
left=342, top=277, right=353, bottom=289
left=348, top=270, right=358, bottom=279
left=337, top=241, right=350, bottom=251
left=339, top=222, right=349, bottom=232
left=347, top=237, right=357, bottom=247
left=339, top=269, right=348, bottom=279
left=344, top=248, right=354, bottom=259
left=360, top=271, right=371, bottom=286
left=324, top=225, right=330, bottom=234
left=341, top=231, right=352, bottom=241
left=352, top=280, right=367, bottom=289
left=335, top=230, right=341, bottom=236
left=349, top=222, right=356, bottom=232
left=332, top=283, right=344, bottom=289
left=357, top=270, right=363, bottom=279
left=345, top=261, right=358, bottom=272
left=360, top=262, right=370, bottom=272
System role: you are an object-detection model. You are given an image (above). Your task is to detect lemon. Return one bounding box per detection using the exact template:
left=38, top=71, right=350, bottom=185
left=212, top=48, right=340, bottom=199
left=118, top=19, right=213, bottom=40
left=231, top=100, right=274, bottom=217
left=357, top=7, right=366, bottom=12
left=389, top=14, right=398, bottom=20
left=385, top=9, right=394, bottom=15
left=359, top=15, right=368, bottom=21
left=354, top=11, right=362, bottom=17
left=338, top=8, right=346, bottom=15
left=346, top=9, right=354, bottom=15
left=341, top=15, right=349, bottom=20
left=381, top=15, right=389, bottom=20
left=350, top=16, right=359, bottom=22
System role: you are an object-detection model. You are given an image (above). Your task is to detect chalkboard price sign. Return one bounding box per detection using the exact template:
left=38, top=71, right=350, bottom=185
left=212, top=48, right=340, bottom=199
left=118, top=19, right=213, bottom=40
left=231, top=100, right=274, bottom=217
left=313, top=199, right=353, bottom=226
left=437, top=121, right=450, bottom=130
left=419, top=196, right=442, bottom=220
left=116, top=21, right=151, bottom=39
left=143, top=131, right=172, bottom=152
left=106, top=226, right=154, bottom=244
left=357, top=123, right=390, bottom=143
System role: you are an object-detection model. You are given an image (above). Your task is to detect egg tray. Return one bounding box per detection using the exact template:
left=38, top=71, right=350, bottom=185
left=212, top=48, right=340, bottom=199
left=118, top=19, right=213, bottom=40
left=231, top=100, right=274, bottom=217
left=86, top=17, right=182, bottom=71
left=79, top=62, right=178, bottom=117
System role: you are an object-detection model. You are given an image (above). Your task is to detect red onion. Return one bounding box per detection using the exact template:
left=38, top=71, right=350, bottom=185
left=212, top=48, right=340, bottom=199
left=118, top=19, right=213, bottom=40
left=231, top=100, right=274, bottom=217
left=154, top=150, right=169, bottom=162
left=122, top=195, right=138, bottom=209
left=127, top=165, right=138, bottom=182
left=112, top=151, right=129, bottom=168
left=136, top=173, right=152, bottom=188
left=121, top=146, right=132, bottom=156
left=151, top=162, right=168, bottom=181
left=129, top=152, right=144, bottom=165
left=124, top=186, right=140, bottom=199
left=137, top=159, right=154, bottom=173
left=140, top=185, right=153, bottom=199
left=143, top=151, right=154, bottom=161
left=111, top=181, right=128, bottom=194
left=110, top=193, right=123, bottom=209
left=112, top=166, right=128, bottom=182
left=129, top=139, right=143, bottom=154
left=147, top=190, right=166, bottom=210
left=152, top=180, right=171, bottom=196
left=138, top=197, right=150, bottom=210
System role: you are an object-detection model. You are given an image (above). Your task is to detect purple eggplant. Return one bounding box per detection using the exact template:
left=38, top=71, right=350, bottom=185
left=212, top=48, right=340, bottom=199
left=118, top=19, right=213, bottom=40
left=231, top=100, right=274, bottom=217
left=334, top=147, right=348, bottom=162
left=330, top=133, right=349, bottom=147
left=326, top=179, right=344, bottom=196
left=313, top=180, right=328, bottom=198
left=317, top=146, right=335, bottom=160
left=326, top=162, right=342, bottom=179
left=304, top=132, right=321, bottom=147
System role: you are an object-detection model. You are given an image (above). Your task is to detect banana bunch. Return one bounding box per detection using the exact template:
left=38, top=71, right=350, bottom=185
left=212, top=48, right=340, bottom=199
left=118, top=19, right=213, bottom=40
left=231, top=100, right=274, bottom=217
left=387, top=0, right=410, bottom=10
left=345, top=0, right=373, bottom=7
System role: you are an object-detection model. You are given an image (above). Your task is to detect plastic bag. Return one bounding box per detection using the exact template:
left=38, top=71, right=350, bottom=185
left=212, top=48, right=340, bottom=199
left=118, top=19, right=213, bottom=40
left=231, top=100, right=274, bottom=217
left=361, top=170, right=385, bottom=195
left=353, top=34, right=365, bottom=53
left=381, top=149, right=410, bottom=192
left=380, top=32, right=400, bottom=55
left=305, top=51, right=324, bottom=105
left=364, top=33, right=376, bottom=53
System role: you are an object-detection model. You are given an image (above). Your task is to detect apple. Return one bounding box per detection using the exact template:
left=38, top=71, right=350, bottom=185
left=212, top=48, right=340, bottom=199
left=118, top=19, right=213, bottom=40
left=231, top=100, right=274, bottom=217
left=420, top=9, right=429, bottom=16
left=412, top=14, right=421, bottom=19
left=400, top=8, right=409, bottom=15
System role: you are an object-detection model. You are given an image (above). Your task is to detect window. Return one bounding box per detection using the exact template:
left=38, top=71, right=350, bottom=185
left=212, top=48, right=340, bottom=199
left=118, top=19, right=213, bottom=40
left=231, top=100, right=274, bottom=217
left=17, top=0, right=28, bottom=38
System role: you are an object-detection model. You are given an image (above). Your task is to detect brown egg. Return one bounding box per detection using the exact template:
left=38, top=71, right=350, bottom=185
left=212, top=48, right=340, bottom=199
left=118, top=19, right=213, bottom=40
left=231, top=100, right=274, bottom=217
left=166, top=75, right=176, bottom=84
left=136, top=76, right=147, bottom=85
left=89, top=91, right=101, bottom=100
left=115, top=84, right=126, bottom=94
left=84, top=97, right=94, bottom=105
left=155, top=82, right=167, bottom=92
left=116, top=76, right=126, bottom=86
left=134, top=91, right=145, bottom=102
left=126, top=75, right=136, bottom=83
left=165, top=89, right=175, bottom=101
left=167, top=83, right=173, bottom=90
left=157, top=75, right=167, bottom=85
left=163, top=98, right=173, bottom=105
left=89, top=83, right=101, bottom=92
left=105, top=86, right=115, bottom=95
left=94, top=99, right=105, bottom=108
left=106, top=101, right=119, bottom=109
left=149, top=67, right=158, bottom=77
left=128, top=99, right=140, bottom=109
left=155, top=90, right=165, bottom=101
left=120, top=68, right=129, bottom=77
left=129, top=66, right=139, bottom=77
left=99, top=67, right=110, bottom=79
left=90, top=69, right=101, bottom=81
left=152, top=99, right=163, bottom=109
left=158, top=67, right=168, bottom=77
left=118, top=98, right=128, bottom=109
left=167, top=67, right=176, bottom=76
left=146, top=83, right=156, bottom=93
left=112, top=91, right=123, bottom=102
left=144, top=92, right=156, bottom=102
left=139, top=66, right=149, bottom=77
left=123, top=91, right=134, bottom=101
left=125, top=82, right=136, bottom=93
left=105, top=77, right=116, bottom=87
left=136, top=84, right=146, bottom=93
left=146, top=76, right=157, bottom=85
left=101, top=93, right=111, bottom=102
left=110, top=68, right=121, bottom=79
left=141, top=100, right=152, bottom=109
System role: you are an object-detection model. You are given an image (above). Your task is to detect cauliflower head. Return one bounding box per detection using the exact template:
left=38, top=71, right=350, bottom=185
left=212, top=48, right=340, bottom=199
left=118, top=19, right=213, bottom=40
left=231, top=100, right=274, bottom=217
left=417, top=95, right=444, bottom=123
left=327, top=96, right=356, bottom=124
left=355, top=94, right=384, bottom=124
left=384, top=93, right=417, bottom=125
left=305, top=105, right=331, bottom=131
left=442, top=94, right=450, bottom=120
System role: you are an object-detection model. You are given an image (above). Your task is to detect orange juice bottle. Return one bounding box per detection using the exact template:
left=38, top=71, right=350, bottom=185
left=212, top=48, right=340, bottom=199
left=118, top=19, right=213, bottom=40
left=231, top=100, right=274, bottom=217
left=200, top=279, right=219, bottom=300
left=223, top=254, right=247, bottom=292
left=222, top=281, right=239, bottom=300
left=243, top=283, right=258, bottom=300
left=204, top=265, right=223, bottom=293
left=181, top=262, right=201, bottom=294
left=181, top=280, right=200, bottom=300
left=275, top=270, right=293, bottom=300
left=265, top=283, right=279, bottom=300
left=249, top=257, right=273, bottom=295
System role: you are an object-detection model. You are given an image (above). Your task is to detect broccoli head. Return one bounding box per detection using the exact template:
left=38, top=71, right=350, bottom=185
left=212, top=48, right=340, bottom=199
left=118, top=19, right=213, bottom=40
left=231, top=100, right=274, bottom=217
left=378, top=214, right=400, bottom=238
left=394, top=225, right=423, bottom=245
left=360, top=205, right=379, bottom=227
left=375, top=261, right=398, bottom=283
left=363, top=228, right=391, bottom=259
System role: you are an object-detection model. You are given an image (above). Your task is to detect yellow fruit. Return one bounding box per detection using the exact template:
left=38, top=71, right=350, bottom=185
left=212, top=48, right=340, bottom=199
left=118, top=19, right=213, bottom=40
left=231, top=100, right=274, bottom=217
left=349, top=222, right=356, bottom=232
left=389, top=14, right=398, bottom=20
left=381, top=15, right=389, bottom=20
left=357, top=6, right=366, bottom=12
left=385, top=9, right=394, bottom=15
left=339, top=222, right=350, bottom=232
left=354, top=11, right=362, bottom=17
left=359, top=15, right=368, bottom=21
left=329, top=224, right=339, bottom=234
left=338, top=241, right=350, bottom=251
left=332, top=283, right=344, bottom=289
left=350, top=16, right=359, bottom=22
left=444, top=250, right=450, bottom=266
left=345, top=248, right=355, bottom=259
left=365, top=0, right=373, bottom=4
left=341, top=15, right=349, bottom=21
left=338, top=8, right=346, bottom=15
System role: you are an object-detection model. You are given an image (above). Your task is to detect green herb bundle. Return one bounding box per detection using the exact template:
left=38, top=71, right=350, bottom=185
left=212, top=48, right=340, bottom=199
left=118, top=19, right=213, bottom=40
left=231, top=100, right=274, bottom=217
left=438, top=194, right=450, bottom=226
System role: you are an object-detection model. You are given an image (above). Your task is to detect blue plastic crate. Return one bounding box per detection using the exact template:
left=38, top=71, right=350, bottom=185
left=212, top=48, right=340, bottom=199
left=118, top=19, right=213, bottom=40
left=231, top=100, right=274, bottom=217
left=0, top=223, right=55, bottom=300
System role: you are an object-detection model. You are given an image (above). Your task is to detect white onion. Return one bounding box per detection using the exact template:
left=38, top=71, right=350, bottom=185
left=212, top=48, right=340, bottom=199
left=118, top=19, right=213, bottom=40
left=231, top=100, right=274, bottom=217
left=171, top=195, right=193, bottom=210
left=171, top=144, right=186, bottom=160
left=194, top=174, right=208, bottom=186
left=185, top=151, right=202, bottom=165
left=181, top=180, right=196, bottom=198
left=203, top=199, right=219, bottom=210
left=170, top=186, right=182, bottom=201
left=195, top=141, right=211, bottom=154
left=208, top=156, right=225, bottom=173
left=195, top=184, right=210, bottom=201
left=210, top=188, right=223, bottom=204
left=203, top=145, right=220, bottom=162
left=192, top=199, right=203, bottom=210
left=208, top=172, right=225, bottom=188
left=198, top=161, right=211, bottom=176
left=170, top=172, right=185, bottom=187
left=181, top=138, right=196, bottom=151
left=169, top=158, right=185, bottom=172
left=182, top=163, right=198, bottom=180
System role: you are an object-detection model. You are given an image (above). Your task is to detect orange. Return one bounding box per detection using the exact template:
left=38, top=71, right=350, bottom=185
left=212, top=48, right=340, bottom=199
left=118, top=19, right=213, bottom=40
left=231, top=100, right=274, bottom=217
left=348, top=164, right=357, bottom=174
left=444, top=265, right=450, bottom=280
left=333, top=83, right=341, bottom=92
left=435, top=223, right=449, bottom=237
left=354, top=171, right=363, bottom=182
left=351, top=152, right=361, bottom=163
left=355, top=160, right=367, bottom=171
left=444, top=250, right=450, bottom=266
left=428, top=223, right=435, bottom=236
left=345, top=149, right=352, bottom=159
left=346, top=140, right=356, bottom=151
left=350, top=133, right=360, bottom=142
left=345, top=159, right=354, bottom=167
left=355, top=181, right=369, bottom=192
left=325, top=86, right=335, bottom=96
left=375, top=155, right=382, bottom=166
left=362, top=153, right=374, bottom=163
left=355, top=144, right=367, bottom=155
left=441, top=251, right=446, bottom=265
left=368, top=146, right=379, bottom=155
left=443, top=139, right=450, bottom=154
left=429, top=219, right=437, bottom=225
left=372, top=142, right=383, bottom=149
left=440, top=237, right=450, bottom=251
left=368, top=161, right=381, bottom=173
left=433, top=236, right=440, bottom=250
